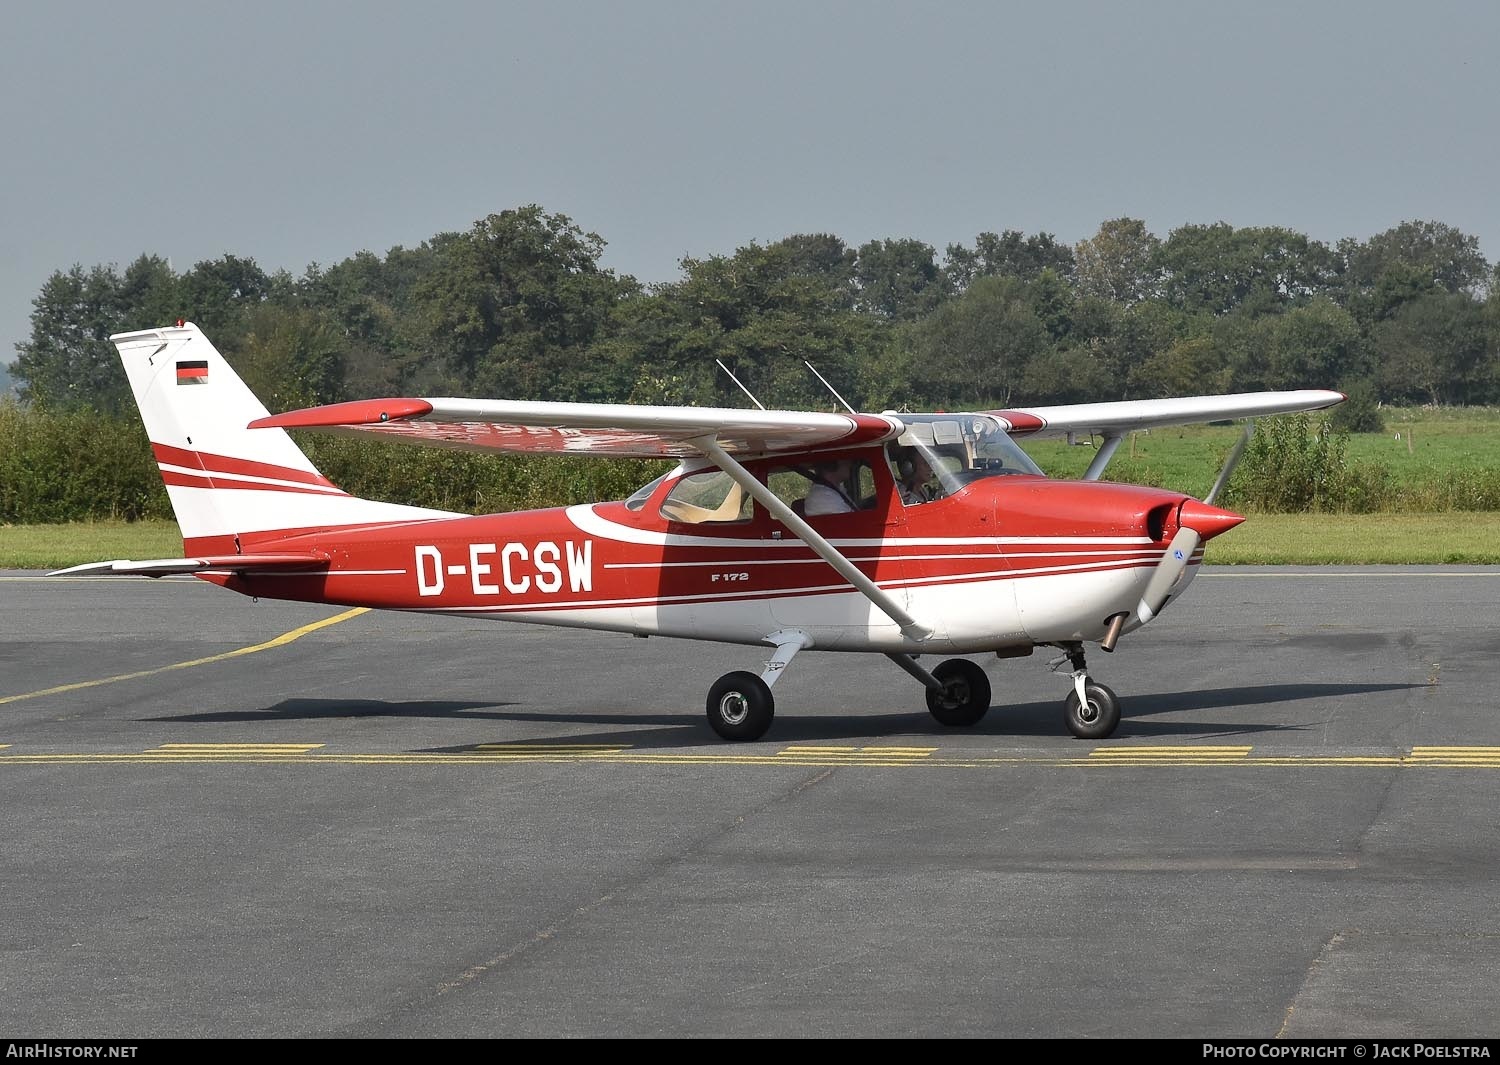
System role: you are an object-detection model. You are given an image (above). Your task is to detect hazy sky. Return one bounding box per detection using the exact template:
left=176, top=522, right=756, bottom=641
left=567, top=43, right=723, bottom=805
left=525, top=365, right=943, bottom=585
left=4, top=1, right=1498, bottom=384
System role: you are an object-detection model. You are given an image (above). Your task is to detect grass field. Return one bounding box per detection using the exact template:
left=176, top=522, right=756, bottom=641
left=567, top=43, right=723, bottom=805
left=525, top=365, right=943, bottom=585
left=1020, top=405, right=1500, bottom=500
left=6, top=511, right=1500, bottom=569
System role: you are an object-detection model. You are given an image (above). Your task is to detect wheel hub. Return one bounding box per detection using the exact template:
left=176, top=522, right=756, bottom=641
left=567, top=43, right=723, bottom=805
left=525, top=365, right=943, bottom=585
left=718, top=692, right=750, bottom=726
left=939, top=680, right=967, bottom=710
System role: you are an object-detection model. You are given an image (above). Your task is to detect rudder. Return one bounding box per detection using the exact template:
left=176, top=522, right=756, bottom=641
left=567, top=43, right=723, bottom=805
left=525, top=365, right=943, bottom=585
left=113, top=322, right=452, bottom=554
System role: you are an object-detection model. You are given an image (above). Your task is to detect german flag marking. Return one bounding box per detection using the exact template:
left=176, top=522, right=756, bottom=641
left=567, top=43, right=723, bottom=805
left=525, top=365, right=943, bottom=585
left=175, top=360, right=208, bottom=385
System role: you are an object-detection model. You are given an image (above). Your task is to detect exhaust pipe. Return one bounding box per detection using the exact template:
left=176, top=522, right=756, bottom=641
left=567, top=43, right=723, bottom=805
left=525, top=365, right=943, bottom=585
left=1100, top=611, right=1129, bottom=653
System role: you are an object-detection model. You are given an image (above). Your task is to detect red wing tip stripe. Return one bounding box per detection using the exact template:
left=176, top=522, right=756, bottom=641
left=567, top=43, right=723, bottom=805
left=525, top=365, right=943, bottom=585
left=841, top=413, right=904, bottom=446
left=250, top=398, right=435, bottom=430
left=985, top=410, right=1047, bottom=434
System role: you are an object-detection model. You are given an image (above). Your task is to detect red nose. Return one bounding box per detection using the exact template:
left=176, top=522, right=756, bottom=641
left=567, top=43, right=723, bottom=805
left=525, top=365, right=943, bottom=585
left=1178, top=499, right=1245, bottom=541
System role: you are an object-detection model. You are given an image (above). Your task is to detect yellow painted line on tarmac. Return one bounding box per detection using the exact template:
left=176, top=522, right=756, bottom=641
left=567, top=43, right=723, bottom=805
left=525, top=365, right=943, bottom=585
left=1092, top=746, right=1252, bottom=760
left=1408, top=747, right=1500, bottom=766
left=0, top=745, right=1498, bottom=769
left=778, top=745, right=936, bottom=759
left=147, top=743, right=324, bottom=755
left=0, top=608, right=369, bottom=705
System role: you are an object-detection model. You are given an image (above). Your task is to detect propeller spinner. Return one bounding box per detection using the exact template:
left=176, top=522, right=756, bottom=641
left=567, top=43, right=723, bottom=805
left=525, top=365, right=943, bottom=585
left=1136, top=498, right=1245, bottom=623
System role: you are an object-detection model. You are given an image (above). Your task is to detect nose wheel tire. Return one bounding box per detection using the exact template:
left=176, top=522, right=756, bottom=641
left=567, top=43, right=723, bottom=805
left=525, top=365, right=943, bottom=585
left=1064, top=682, right=1121, bottom=739
left=707, top=671, right=775, bottom=742
left=925, top=658, right=992, bottom=727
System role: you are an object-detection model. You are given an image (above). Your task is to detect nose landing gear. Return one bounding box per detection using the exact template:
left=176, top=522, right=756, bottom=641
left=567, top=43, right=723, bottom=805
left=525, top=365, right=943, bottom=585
left=1052, top=642, right=1121, bottom=739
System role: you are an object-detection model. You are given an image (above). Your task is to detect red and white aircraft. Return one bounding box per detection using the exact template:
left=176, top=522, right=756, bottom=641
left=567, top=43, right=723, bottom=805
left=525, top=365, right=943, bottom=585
left=57, top=322, right=1343, bottom=741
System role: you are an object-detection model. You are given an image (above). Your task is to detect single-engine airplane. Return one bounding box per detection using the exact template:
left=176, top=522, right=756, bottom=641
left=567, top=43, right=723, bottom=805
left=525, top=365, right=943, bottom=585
left=55, top=322, right=1344, bottom=741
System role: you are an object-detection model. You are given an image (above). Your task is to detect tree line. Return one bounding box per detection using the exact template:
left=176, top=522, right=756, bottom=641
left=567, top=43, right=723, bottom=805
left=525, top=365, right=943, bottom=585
left=9, top=206, right=1500, bottom=418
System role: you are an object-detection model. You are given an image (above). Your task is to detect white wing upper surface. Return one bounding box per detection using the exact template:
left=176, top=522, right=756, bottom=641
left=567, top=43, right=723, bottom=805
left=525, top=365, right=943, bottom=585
left=986, top=390, right=1346, bottom=439
left=251, top=390, right=1345, bottom=458
left=252, top=398, right=903, bottom=458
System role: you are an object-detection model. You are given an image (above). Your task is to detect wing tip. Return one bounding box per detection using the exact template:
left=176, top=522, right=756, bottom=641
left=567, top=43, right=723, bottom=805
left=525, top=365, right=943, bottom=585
left=251, top=398, right=434, bottom=430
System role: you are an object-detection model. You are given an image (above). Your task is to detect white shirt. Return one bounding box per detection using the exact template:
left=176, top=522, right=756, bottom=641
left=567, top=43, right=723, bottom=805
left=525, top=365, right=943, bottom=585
left=804, top=480, right=855, bottom=515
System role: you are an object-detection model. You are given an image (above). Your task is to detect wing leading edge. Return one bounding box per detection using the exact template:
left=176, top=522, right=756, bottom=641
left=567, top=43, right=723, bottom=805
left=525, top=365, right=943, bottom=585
left=986, top=389, right=1346, bottom=440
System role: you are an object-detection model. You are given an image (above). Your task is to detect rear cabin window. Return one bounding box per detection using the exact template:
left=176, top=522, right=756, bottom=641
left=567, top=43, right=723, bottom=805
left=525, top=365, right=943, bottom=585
left=658, top=470, right=753, bottom=524
left=766, top=460, right=876, bottom=518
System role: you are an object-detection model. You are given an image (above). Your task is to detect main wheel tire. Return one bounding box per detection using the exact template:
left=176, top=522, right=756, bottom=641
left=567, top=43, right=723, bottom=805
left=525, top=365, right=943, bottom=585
left=925, top=658, right=991, bottom=727
left=1064, top=682, right=1121, bottom=739
left=706, top=671, right=775, bottom=742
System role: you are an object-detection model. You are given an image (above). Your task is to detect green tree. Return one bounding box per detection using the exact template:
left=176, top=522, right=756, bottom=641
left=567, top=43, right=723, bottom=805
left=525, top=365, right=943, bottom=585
left=406, top=207, right=633, bottom=399
left=176, top=254, right=271, bottom=337
left=943, top=230, right=1076, bottom=290
left=853, top=238, right=947, bottom=320
left=235, top=304, right=349, bottom=411
left=1263, top=298, right=1366, bottom=389
left=1127, top=335, right=1231, bottom=398
left=882, top=275, right=1050, bottom=409
left=1336, top=220, right=1491, bottom=324
left=1074, top=218, right=1163, bottom=305
left=1374, top=291, right=1491, bottom=405
left=591, top=238, right=883, bottom=409
left=13, top=265, right=133, bottom=413
left=1158, top=223, right=1335, bottom=316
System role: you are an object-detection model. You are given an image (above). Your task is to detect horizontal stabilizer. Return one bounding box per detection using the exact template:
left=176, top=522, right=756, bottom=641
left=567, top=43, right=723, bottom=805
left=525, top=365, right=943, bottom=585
left=49, top=553, right=329, bottom=578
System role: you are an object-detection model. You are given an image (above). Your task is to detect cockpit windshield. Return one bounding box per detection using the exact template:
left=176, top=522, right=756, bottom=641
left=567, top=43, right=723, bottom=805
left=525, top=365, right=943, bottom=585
left=888, top=413, right=1043, bottom=495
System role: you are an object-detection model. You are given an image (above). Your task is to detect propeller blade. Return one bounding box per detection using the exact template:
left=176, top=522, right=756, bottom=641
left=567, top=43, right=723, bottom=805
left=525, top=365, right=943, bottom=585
left=1136, top=500, right=1244, bottom=625
left=1136, top=525, right=1200, bottom=624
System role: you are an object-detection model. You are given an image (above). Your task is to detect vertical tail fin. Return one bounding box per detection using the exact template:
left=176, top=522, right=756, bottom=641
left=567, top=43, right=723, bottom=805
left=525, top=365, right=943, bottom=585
left=113, top=322, right=451, bottom=554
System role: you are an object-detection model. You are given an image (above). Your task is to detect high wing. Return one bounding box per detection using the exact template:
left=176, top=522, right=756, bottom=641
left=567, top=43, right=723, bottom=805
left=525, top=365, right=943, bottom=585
left=985, top=390, right=1346, bottom=440
left=252, top=390, right=1344, bottom=458
left=251, top=398, right=901, bottom=458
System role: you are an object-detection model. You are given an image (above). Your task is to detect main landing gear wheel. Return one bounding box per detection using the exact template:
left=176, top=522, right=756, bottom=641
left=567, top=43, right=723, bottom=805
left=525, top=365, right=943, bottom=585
left=1064, top=682, right=1121, bottom=740
left=925, top=658, right=992, bottom=727
left=707, top=671, right=775, bottom=742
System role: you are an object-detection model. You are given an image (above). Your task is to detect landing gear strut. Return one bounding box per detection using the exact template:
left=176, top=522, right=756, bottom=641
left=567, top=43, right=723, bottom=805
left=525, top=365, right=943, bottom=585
left=706, top=631, right=810, bottom=742
left=924, top=658, right=991, bottom=727
left=1054, top=643, right=1121, bottom=739
left=887, top=653, right=991, bottom=728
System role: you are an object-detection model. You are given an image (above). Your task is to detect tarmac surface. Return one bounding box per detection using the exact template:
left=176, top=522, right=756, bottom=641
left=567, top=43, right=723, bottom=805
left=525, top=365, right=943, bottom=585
left=3, top=566, right=1500, bottom=1038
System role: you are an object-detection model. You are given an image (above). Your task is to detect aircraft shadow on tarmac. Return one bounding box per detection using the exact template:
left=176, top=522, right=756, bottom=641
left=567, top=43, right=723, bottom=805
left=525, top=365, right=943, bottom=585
left=147, top=698, right=523, bottom=722
left=142, top=682, right=1420, bottom=749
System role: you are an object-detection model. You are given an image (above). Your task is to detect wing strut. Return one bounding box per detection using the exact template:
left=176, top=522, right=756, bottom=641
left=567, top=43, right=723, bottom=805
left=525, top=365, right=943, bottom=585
left=691, top=437, right=933, bottom=642
left=1081, top=434, right=1124, bottom=481
left=1204, top=421, right=1255, bottom=505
